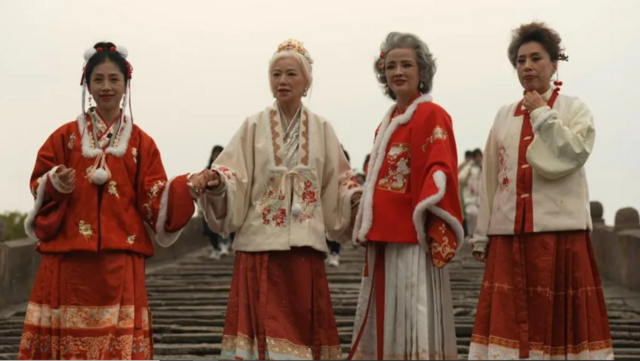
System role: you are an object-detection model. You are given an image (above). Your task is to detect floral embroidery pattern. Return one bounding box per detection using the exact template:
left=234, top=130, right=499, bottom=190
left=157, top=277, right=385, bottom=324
left=143, top=181, right=166, bottom=222
left=377, top=143, right=411, bottom=193
left=296, top=174, right=319, bottom=222
left=78, top=221, right=93, bottom=241
left=214, top=166, right=236, bottom=181
left=498, top=144, right=510, bottom=189
left=430, top=222, right=456, bottom=268
left=108, top=181, right=119, bottom=198
left=428, top=125, right=448, bottom=143
left=131, top=148, right=137, bottom=163
left=261, top=174, right=287, bottom=227
left=126, top=235, right=135, bottom=245
left=68, top=133, right=76, bottom=149
left=340, top=173, right=360, bottom=192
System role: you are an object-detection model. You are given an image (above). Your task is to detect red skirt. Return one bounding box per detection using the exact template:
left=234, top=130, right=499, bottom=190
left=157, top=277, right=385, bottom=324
left=221, top=247, right=342, bottom=360
left=19, top=251, right=153, bottom=360
left=469, top=231, right=614, bottom=360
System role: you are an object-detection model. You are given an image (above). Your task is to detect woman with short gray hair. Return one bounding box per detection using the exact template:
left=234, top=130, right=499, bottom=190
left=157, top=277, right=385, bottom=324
left=349, top=32, right=463, bottom=360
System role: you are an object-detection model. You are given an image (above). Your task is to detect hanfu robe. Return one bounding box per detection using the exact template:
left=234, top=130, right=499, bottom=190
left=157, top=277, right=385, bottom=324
left=19, top=109, right=195, bottom=360
left=195, top=103, right=362, bottom=360
left=349, top=93, right=464, bottom=360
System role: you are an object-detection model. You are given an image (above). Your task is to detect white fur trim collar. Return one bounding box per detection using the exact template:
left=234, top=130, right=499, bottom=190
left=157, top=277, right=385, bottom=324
left=77, top=112, right=133, bottom=159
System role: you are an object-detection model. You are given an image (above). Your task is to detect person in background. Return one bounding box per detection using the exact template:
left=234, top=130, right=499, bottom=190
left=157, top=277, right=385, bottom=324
left=202, top=145, right=234, bottom=259
left=363, top=153, right=370, bottom=175
left=355, top=173, right=366, bottom=186
left=459, top=148, right=482, bottom=238
left=326, top=145, right=353, bottom=267
left=458, top=150, right=473, bottom=236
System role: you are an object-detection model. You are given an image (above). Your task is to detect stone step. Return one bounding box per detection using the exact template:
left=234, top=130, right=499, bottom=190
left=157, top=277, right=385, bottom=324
left=0, top=354, right=18, bottom=360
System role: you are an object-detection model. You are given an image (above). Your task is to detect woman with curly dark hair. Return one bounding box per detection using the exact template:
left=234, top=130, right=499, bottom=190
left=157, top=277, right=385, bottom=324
left=468, top=22, right=613, bottom=359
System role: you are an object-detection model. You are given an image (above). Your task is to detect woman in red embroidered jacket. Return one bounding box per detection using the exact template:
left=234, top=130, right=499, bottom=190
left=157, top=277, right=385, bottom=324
left=468, top=23, right=613, bottom=360
left=19, top=42, right=195, bottom=360
left=349, top=32, right=464, bottom=360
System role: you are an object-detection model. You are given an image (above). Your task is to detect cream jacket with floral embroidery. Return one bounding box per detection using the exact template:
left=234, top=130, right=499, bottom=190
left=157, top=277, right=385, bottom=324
left=471, top=87, right=595, bottom=252
left=196, top=104, right=362, bottom=254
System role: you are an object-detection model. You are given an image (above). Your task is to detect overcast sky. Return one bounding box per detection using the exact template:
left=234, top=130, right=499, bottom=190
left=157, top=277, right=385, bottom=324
left=1, top=0, right=638, bottom=224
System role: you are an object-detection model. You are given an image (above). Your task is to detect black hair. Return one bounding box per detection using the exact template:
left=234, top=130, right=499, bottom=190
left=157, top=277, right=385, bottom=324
left=363, top=154, right=370, bottom=170
left=465, top=150, right=473, bottom=158
left=85, top=42, right=130, bottom=87
left=473, top=148, right=483, bottom=157
left=207, top=145, right=224, bottom=168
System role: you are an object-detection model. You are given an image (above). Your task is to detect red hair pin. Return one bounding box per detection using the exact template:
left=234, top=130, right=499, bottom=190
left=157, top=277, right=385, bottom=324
left=110, top=46, right=116, bottom=51
left=96, top=47, right=103, bottom=52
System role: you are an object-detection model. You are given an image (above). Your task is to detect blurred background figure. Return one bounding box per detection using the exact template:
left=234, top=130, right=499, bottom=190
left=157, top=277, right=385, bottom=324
left=202, top=145, right=234, bottom=260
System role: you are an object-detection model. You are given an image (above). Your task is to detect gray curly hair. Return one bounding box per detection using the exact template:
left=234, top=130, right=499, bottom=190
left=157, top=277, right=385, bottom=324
left=374, top=32, right=437, bottom=100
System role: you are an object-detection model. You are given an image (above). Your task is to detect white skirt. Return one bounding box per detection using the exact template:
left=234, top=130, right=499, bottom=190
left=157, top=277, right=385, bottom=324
left=349, top=243, right=458, bottom=360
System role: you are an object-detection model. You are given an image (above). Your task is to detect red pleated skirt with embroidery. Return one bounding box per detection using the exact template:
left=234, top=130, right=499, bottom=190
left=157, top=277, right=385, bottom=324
left=468, top=231, right=614, bottom=360
left=221, top=247, right=342, bottom=360
left=19, top=251, right=153, bottom=360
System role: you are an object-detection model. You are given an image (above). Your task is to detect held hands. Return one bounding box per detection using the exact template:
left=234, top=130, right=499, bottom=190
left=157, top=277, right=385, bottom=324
left=522, top=90, right=546, bottom=112
left=54, top=165, right=76, bottom=193
left=472, top=251, right=487, bottom=263
left=188, top=169, right=222, bottom=196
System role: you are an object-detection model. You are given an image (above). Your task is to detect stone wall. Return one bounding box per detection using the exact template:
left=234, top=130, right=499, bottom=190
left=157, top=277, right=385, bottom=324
left=590, top=202, right=640, bottom=292
left=0, top=216, right=211, bottom=311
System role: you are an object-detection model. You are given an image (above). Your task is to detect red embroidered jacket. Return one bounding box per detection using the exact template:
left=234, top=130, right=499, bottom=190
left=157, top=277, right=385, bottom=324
left=353, top=94, right=464, bottom=268
left=25, top=112, right=195, bottom=257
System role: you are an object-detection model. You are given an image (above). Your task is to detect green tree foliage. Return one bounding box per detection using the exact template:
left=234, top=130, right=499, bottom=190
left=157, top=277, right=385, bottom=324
left=0, top=212, right=28, bottom=241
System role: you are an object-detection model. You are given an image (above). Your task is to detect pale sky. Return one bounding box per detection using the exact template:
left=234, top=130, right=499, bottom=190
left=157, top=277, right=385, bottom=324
left=1, top=0, right=638, bottom=224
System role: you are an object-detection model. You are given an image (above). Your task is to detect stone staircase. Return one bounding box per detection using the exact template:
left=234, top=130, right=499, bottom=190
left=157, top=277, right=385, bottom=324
left=1, top=243, right=640, bottom=359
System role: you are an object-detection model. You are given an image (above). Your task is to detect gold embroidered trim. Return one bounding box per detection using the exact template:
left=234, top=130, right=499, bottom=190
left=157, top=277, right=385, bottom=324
left=126, top=235, right=135, bottom=245
left=300, top=110, right=310, bottom=166
left=132, top=148, right=138, bottom=163
left=269, top=110, right=283, bottom=166
left=143, top=181, right=166, bottom=222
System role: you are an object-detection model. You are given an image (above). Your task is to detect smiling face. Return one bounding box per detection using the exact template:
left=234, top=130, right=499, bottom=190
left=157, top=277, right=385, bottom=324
left=516, top=41, right=557, bottom=93
left=384, top=47, right=420, bottom=101
left=270, top=56, right=309, bottom=106
left=88, top=60, right=126, bottom=114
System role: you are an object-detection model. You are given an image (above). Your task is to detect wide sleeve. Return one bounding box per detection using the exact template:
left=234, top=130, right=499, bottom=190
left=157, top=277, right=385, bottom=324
left=469, top=124, right=500, bottom=254
left=410, top=107, right=464, bottom=267
left=526, top=98, right=595, bottom=180
left=24, top=130, right=72, bottom=241
left=321, top=121, right=363, bottom=244
left=197, top=119, right=256, bottom=239
left=137, top=134, right=195, bottom=247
